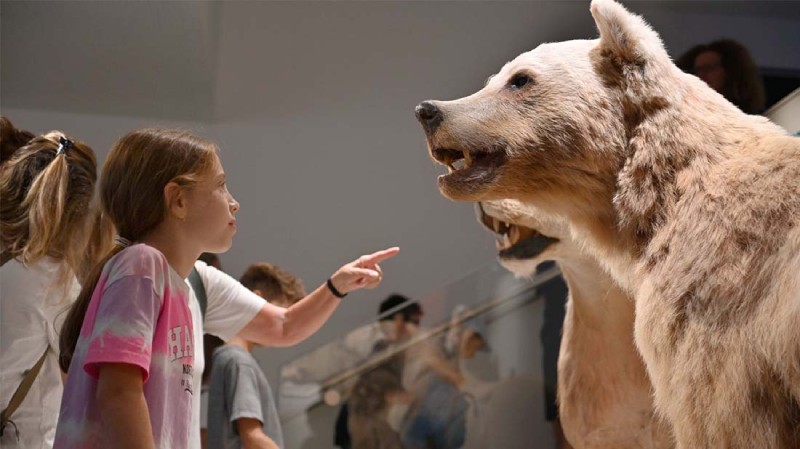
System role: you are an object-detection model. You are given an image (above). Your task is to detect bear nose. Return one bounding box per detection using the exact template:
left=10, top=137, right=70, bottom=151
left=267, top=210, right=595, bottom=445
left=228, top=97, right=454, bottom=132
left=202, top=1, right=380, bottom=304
left=415, top=101, right=443, bottom=134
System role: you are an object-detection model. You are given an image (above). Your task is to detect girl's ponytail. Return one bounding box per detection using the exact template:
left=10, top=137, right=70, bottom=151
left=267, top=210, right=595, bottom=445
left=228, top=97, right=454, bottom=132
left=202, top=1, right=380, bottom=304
left=59, top=204, right=115, bottom=367
left=75, top=204, right=115, bottom=286
left=0, top=130, right=99, bottom=292
left=58, top=243, right=125, bottom=372
left=23, top=150, right=69, bottom=263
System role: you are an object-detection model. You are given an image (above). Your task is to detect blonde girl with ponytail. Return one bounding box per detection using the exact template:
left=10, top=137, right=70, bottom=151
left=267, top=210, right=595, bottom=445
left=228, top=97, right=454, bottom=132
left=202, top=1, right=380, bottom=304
left=0, top=116, right=106, bottom=449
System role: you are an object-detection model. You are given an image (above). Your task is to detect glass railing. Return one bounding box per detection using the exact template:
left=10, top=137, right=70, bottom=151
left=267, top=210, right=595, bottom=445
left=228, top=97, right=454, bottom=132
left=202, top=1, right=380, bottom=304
left=276, top=261, right=567, bottom=449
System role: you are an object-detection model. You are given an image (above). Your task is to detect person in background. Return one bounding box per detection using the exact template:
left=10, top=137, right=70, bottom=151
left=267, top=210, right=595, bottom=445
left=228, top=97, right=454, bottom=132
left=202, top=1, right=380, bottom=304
left=201, top=334, right=225, bottom=449
left=189, top=238, right=397, bottom=449
left=206, top=262, right=307, bottom=449
left=400, top=308, right=484, bottom=449
left=0, top=117, right=109, bottom=449
left=333, top=295, right=422, bottom=449
left=676, top=38, right=766, bottom=114
left=348, top=367, right=410, bottom=449
left=198, top=252, right=221, bottom=270
left=186, top=231, right=397, bottom=449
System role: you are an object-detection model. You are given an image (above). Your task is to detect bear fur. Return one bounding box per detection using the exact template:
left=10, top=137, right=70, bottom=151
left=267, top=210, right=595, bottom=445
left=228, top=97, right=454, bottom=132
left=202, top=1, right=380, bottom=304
left=479, top=199, right=673, bottom=448
left=417, top=1, right=800, bottom=447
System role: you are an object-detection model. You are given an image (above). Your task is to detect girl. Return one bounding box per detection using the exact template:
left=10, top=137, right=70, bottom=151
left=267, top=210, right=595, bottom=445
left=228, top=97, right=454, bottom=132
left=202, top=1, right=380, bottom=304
left=0, top=117, right=104, bottom=449
left=55, top=128, right=397, bottom=449
left=349, top=367, right=410, bottom=449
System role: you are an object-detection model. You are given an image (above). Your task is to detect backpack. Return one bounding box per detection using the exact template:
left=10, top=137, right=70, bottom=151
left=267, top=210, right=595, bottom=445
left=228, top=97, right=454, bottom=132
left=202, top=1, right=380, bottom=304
left=187, top=266, right=208, bottom=320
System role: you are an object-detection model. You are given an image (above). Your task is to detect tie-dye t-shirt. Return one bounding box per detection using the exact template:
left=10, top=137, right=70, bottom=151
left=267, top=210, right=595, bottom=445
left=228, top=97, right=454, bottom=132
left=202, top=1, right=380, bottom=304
left=54, top=244, right=195, bottom=449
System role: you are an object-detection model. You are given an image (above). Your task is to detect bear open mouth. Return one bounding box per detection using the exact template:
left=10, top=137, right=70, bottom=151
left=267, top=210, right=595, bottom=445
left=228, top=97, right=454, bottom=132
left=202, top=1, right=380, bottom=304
left=476, top=203, right=559, bottom=260
left=431, top=147, right=506, bottom=186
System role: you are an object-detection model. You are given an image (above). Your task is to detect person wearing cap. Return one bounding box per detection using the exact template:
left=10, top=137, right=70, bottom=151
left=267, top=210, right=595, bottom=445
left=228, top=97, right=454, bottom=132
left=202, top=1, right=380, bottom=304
left=285, top=294, right=421, bottom=390
left=400, top=306, right=496, bottom=449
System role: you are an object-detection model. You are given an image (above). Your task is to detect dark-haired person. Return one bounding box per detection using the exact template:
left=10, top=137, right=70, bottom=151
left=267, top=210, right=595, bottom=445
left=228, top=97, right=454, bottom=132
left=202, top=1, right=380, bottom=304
left=676, top=39, right=766, bottom=114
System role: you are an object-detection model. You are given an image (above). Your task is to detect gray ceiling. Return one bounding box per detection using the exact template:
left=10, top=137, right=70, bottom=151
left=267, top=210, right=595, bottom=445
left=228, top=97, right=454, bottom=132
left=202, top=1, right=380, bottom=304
left=2, top=1, right=220, bottom=120
left=2, top=1, right=798, bottom=121
left=634, top=0, right=800, bottom=20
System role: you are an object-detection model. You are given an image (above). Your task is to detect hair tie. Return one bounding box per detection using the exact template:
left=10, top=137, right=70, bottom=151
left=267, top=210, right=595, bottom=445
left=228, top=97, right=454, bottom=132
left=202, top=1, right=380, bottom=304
left=56, top=136, right=74, bottom=156
left=114, top=236, right=133, bottom=248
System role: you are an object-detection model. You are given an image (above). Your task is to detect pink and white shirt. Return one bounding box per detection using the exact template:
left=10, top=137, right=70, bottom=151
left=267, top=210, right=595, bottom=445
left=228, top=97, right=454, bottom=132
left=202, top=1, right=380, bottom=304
left=54, top=244, right=195, bottom=449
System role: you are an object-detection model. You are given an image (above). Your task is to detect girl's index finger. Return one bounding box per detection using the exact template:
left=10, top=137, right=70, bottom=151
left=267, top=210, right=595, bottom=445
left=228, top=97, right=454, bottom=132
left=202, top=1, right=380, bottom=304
left=360, top=247, right=400, bottom=265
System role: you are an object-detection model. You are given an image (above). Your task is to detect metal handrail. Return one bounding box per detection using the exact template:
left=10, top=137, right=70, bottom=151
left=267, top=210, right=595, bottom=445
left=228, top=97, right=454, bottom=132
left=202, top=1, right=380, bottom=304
left=318, top=265, right=561, bottom=393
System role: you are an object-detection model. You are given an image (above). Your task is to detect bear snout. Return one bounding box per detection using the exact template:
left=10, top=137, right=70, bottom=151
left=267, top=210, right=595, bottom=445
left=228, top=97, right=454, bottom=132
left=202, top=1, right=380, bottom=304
left=415, top=100, right=443, bottom=135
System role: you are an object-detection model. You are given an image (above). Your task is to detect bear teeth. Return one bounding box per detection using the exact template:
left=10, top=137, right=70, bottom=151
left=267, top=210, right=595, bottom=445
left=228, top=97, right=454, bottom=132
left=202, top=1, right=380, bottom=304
left=463, top=150, right=472, bottom=168
left=509, top=225, right=520, bottom=246
left=496, top=234, right=511, bottom=250
left=437, top=148, right=473, bottom=175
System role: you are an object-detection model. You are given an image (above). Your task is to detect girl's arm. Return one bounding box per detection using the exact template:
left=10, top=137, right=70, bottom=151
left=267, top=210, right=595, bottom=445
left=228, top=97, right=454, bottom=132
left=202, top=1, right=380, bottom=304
left=97, top=363, right=155, bottom=449
left=238, top=247, right=399, bottom=347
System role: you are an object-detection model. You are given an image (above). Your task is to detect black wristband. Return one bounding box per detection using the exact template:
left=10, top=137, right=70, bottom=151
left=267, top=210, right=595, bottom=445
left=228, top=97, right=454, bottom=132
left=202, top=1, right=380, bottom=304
left=326, top=278, right=348, bottom=298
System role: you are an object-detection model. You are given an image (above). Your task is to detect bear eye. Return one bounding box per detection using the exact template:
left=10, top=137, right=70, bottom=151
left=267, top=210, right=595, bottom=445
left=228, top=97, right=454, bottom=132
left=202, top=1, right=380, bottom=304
left=508, top=73, right=532, bottom=89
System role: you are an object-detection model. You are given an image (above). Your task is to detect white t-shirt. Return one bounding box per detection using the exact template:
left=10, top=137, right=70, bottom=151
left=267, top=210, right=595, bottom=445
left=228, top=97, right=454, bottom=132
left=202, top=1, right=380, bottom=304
left=0, top=258, right=79, bottom=449
left=186, top=261, right=264, bottom=449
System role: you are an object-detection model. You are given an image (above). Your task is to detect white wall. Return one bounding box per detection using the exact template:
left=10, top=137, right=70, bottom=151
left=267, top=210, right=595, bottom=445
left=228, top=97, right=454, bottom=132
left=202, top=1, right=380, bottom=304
left=1, top=109, right=212, bottom=156
left=1, top=1, right=220, bottom=121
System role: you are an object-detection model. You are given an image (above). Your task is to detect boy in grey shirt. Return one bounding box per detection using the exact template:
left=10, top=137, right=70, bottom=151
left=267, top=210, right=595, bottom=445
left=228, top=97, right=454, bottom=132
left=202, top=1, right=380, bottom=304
left=208, top=345, right=284, bottom=449
left=207, top=263, right=307, bottom=449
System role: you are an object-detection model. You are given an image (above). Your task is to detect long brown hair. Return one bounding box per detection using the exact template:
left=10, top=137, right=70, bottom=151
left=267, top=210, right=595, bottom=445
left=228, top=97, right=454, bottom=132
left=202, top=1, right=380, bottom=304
left=349, top=367, right=404, bottom=417
left=59, top=128, right=217, bottom=372
left=676, top=39, right=766, bottom=114
left=0, top=118, right=101, bottom=290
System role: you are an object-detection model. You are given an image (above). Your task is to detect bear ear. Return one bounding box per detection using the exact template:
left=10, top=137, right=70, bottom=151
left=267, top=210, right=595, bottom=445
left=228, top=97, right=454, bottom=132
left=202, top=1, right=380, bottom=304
left=590, top=0, right=667, bottom=64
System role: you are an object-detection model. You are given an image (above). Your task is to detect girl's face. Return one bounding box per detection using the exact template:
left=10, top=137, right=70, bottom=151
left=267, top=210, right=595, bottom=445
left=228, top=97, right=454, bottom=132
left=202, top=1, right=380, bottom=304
left=183, top=153, right=240, bottom=254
